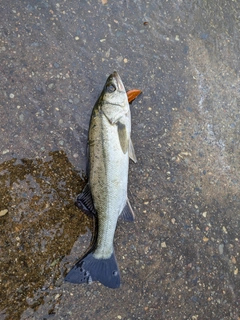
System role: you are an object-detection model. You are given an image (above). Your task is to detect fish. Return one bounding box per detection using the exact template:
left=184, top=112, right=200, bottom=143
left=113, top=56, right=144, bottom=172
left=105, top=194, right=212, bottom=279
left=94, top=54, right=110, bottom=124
left=65, top=71, right=137, bottom=289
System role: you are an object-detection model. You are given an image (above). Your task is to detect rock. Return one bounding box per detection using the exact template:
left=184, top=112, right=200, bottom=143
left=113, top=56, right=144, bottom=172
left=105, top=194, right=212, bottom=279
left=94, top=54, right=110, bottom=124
left=0, top=209, right=8, bottom=217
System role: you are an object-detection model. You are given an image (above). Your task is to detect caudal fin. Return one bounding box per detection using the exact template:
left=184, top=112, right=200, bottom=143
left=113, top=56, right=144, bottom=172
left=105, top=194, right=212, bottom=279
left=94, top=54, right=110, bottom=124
left=65, top=251, right=120, bottom=289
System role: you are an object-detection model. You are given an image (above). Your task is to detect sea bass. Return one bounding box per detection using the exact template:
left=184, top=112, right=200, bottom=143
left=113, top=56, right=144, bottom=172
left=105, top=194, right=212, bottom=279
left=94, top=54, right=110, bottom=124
left=65, top=71, right=137, bottom=288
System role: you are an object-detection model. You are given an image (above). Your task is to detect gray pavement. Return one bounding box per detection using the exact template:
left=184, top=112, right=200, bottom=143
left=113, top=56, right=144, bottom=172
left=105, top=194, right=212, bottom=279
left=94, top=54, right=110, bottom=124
left=0, top=1, right=240, bottom=319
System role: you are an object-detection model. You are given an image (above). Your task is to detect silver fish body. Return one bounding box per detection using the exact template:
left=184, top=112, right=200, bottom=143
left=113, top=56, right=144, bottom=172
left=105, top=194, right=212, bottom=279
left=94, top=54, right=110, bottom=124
left=65, top=71, right=136, bottom=288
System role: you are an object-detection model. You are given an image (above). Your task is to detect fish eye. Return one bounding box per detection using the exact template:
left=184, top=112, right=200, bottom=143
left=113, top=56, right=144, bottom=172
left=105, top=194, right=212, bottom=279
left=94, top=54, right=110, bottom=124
left=106, top=83, right=116, bottom=93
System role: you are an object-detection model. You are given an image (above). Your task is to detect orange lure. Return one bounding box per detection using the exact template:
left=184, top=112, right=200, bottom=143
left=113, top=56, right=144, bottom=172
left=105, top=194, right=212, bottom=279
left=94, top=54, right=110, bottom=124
left=127, top=89, right=142, bottom=103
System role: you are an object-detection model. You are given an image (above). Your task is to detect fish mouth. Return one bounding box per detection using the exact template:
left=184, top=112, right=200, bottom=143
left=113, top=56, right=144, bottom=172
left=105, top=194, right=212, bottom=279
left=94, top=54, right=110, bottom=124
left=112, top=71, right=125, bottom=92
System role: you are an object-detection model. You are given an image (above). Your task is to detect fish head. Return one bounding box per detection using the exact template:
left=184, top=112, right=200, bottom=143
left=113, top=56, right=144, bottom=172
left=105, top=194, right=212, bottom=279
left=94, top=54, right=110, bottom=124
left=98, top=71, right=129, bottom=124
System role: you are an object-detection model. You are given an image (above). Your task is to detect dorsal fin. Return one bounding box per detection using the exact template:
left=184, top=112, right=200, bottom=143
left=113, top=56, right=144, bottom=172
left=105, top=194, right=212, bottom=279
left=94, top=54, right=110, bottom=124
left=75, top=183, right=97, bottom=216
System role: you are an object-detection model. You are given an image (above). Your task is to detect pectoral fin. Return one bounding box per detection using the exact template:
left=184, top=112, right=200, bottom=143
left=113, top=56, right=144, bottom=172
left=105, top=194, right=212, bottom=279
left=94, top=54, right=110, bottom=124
left=117, top=121, right=129, bottom=154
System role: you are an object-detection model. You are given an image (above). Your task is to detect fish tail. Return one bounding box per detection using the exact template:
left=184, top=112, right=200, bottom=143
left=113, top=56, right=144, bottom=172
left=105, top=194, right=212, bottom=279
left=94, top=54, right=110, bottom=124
left=65, top=250, right=121, bottom=289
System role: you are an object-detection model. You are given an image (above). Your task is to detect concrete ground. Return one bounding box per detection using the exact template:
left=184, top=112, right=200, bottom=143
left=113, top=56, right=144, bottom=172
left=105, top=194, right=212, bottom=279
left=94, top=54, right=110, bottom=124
left=0, top=0, right=240, bottom=319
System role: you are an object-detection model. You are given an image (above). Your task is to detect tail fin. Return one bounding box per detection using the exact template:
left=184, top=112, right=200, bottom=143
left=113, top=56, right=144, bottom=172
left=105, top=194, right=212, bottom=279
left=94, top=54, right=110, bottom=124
left=65, top=251, right=120, bottom=289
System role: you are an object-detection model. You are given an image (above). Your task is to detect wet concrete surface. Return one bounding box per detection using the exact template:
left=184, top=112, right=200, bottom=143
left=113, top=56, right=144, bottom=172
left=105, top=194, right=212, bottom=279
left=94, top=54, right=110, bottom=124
left=1, top=0, right=240, bottom=319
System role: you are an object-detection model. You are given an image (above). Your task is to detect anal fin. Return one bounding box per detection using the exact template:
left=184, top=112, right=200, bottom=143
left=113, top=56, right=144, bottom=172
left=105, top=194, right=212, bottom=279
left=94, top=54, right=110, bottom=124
left=119, top=199, right=135, bottom=222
